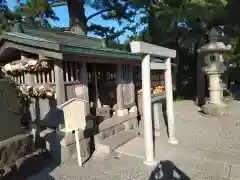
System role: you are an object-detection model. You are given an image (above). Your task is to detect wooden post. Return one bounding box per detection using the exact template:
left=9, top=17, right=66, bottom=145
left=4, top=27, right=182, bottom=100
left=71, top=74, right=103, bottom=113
left=80, top=61, right=90, bottom=114
left=25, top=72, right=38, bottom=142
left=25, top=73, right=36, bottom=120
left=129, top=65, right=135, bottom=104
left=116, top=64, right=124, bottom=116
left=54, top=60, right=66, bottom=105
left=80, top=62, right=89, bottom=101
left=75, top=128, right=83, bottom=167
left=93, top=64, right=101, bottom=109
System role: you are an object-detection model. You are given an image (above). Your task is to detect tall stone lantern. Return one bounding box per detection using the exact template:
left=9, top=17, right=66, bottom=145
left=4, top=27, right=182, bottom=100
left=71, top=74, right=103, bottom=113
left=198, top=28, right=231, bottom=115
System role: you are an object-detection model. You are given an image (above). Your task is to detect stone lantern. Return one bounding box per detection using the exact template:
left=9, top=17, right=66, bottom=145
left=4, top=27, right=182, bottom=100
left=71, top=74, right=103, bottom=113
left=198, top=28, right=232, bottom=115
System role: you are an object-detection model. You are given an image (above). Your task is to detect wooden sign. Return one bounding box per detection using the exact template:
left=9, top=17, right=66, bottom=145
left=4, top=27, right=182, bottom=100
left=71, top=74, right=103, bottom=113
left=74, top=84, right=83, bottom=97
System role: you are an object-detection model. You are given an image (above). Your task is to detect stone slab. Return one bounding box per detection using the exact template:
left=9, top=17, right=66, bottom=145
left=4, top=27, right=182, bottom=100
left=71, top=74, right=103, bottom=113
left=116, top=136, right=146, bottom=158
left=95, top=130, right=137, bottom=154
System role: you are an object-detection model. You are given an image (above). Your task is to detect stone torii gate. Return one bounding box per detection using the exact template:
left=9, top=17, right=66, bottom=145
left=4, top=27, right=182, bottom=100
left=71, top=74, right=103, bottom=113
left=130, top=41, right=178, bottom=166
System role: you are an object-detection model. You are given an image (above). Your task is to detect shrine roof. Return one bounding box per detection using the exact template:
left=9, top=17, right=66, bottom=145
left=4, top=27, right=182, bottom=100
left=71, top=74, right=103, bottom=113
left=0, top=26, right=172, bottom=63
left=0, top=26, right=143, bottom=61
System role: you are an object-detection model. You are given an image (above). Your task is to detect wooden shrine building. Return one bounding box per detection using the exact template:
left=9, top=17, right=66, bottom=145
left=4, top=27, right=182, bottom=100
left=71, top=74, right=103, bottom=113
left=0, top=25, right=177, bottom=165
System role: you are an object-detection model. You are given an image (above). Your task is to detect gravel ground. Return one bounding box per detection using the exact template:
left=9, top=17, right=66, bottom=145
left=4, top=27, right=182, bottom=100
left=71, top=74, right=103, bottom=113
left=27, top=100, right=240, bottom=180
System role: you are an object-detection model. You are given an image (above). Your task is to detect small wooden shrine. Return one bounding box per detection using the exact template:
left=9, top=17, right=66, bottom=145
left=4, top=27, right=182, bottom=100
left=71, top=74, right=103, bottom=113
left=0, top=24, right=177, bottom=164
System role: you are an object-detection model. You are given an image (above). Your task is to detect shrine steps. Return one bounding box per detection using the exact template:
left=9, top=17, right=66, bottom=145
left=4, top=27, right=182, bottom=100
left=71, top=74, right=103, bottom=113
left=94, top=130, right=137, bottom=154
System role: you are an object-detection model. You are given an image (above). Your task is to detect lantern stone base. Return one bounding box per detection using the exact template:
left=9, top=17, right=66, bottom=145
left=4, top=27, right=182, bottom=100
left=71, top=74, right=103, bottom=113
left=201, top=101, right=228, bottom=116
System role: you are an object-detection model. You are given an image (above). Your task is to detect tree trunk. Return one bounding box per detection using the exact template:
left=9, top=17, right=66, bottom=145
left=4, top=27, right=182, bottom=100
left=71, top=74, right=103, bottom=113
left=67, top=0, right=86, bottom=34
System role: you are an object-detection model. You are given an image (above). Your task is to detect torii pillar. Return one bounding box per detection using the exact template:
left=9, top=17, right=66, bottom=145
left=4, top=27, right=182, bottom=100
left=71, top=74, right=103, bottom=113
left=130, top=41, right=178, bottom=166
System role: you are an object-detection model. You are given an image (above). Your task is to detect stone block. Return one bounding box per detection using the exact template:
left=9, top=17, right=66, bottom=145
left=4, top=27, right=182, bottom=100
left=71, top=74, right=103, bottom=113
left=42, top=129, right=91, bottom=164
left=115, top=123, right=125, bottom=133
left=15, top=149, right=51, bottom=178
left=123, top=121, right=130, bottom=130
left=95, top=130, right=137, bottom=154
left=129, top=106, right=138, bottom=115
left=98, top=105, right=111, bottom=118
left=116, top=109, right=128, bottom=116
left=124, top=118, right=138, bottom=131
left=132, top=118, right=139, bottom=130
left=94, top=132, right=103, bottom=143
left=0, top=134, right=34, bottom=167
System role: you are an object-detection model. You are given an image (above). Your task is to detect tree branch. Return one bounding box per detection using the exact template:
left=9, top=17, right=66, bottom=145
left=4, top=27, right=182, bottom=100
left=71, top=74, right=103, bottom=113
left=49, top=1, right=67, bottom=7
left=86, top=9, right=112, bottom=22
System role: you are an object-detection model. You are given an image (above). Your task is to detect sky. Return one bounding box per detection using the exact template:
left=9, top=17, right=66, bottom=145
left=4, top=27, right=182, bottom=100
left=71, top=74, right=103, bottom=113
left=7, top=0, right=139, bottom=43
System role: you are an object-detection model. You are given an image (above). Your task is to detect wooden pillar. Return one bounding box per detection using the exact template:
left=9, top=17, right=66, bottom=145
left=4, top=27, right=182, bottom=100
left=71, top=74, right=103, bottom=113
left=80, top=62, right=89, bottom=101
left=129, top=65, right=135, bottom=104
left=93, top=64, right=101, bottom=109
left=25, top=73, right=36, bottom=121
left=116, top=64, right=124, bottom=111
left=80, top=61, right=90, bottom=114
left=54, top=60, right=66, bottom=105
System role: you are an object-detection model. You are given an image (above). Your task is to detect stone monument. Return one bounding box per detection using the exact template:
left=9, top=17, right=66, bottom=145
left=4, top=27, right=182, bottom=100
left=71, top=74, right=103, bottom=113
left=0, top=77, right=43, bottom=179
left=198, top=28, right=232, bottom=116
left=0, top=79, right=23, bottom=141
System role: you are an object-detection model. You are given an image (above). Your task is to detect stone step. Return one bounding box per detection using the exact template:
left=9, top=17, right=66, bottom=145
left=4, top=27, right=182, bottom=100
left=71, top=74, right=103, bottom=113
left=95, top=130, right=137, bottom=154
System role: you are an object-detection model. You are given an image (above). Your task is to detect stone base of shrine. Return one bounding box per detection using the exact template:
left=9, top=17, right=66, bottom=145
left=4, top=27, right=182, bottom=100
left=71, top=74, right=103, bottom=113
left=40, top=113, right=139, bottom=164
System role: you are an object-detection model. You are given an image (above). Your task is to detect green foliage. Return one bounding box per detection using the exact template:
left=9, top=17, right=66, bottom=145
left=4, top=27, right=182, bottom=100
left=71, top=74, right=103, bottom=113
left=0, top=0, right=59, bottom=34
left=2, top=0, right=240, bottom=98
left=16, top=0, right=59, bottom=28
left=0, top=6, right=21, bottom=33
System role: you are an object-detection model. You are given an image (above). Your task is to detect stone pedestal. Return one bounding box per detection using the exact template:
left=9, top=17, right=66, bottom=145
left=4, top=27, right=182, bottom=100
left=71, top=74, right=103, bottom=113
left=201, top=72, right=228, bottom=116
left=208, top=72, right=221, bottom=105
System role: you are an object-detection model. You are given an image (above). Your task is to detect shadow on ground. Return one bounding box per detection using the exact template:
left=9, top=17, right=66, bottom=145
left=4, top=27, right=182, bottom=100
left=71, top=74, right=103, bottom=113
left=149, top=161, right=190, bottom=180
